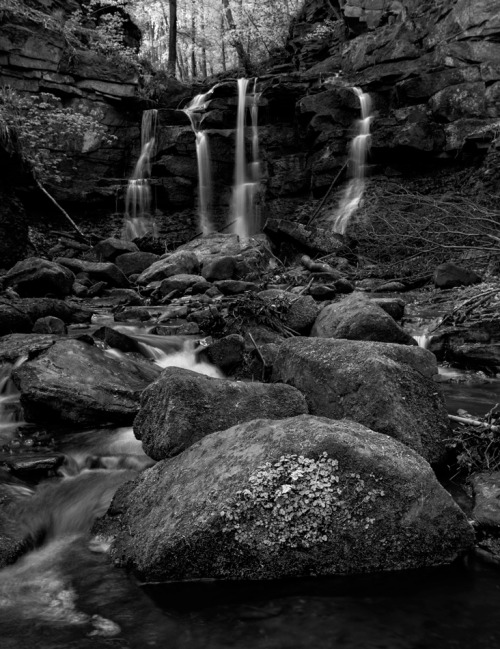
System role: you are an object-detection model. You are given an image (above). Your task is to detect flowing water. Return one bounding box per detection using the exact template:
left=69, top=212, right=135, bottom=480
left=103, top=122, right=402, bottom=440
left=184, top=91, right=215, bottom=236
left=2, top=328, right=500, bottom=648
left=333, top=87, right=372, bottom=235
left=123, top=109, right=158, bottom=241
left=232, top=78, right=261, bottom=239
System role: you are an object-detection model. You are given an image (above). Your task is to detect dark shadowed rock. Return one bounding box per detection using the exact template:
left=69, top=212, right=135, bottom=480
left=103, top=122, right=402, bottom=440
left=93, top=238, right=139, bottom=262
left=0, top=296, right=89, bottom=337
left=433, top=263, right=482, bottom=289
left=370, top=297, right=406, bottom=321
left=176, top=233, right=273, bottom=280
left=15, top=297, right=91, bottom=324
left=92, top=326, right=142, bottom=354
left=214, top=280, right=259, bottom=295
left=102, top=415, right=473, bottom=581
left=12, top=339, right=160, bottom=426
left=273, top=337, right=448, bottom=463
left=55, top=258, right=130, bottom=289
left=259, top=289, right=321, bottom=334
left=198, top=334, right=245, bottom=374
left=0, top=304, right=33, bottom=336
left=137, top=251, right=200, bottom=285
left=159, top=274, right=209, bottom=296
left=2, top=258, right=75, bottom=298
left=133, top=366, right=308, bottom=460
left=201, top=256, right=237, bottom=281
left=32, top=316, right=66, bottom=335
left=311, top=293, right=416, bottom=345
left=115, top=251, right=160, bottom=277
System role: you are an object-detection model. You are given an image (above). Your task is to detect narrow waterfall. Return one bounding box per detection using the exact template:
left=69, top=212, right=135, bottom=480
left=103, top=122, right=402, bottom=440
left=232, top=78, right=261, bottom=239
left=123, top=109, right=158, bottom=241
left=333, top=87, right=372, bottom=235
left=0, top=357, right=26, bottom=441
left=184, top=92, right=214, bottom=236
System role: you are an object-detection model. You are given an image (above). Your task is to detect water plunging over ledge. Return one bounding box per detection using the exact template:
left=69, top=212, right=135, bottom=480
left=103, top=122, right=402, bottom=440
left=123, top=109, right=158, bottom=241
left=184, top=91, right=215, bottom=236
left=333, top=87, right=372, bottom=235
left=232, top=78, right=261, bottom=239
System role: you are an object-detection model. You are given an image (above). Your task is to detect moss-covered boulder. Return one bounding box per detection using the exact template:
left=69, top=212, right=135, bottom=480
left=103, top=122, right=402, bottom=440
left=100, top=415, right=474, bottom=581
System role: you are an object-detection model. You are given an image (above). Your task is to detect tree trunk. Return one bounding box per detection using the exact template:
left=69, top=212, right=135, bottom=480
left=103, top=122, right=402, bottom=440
left=221, top=0, right=251, bottom=72
left=190, top=0, right=197, bottom=78
left=167, top=0, right=177, bottom=77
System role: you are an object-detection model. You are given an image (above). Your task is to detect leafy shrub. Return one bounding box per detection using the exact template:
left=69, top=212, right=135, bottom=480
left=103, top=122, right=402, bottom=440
left=221, top=453, right=386, bottom=550
left=0, top=88, right=115, bottom=184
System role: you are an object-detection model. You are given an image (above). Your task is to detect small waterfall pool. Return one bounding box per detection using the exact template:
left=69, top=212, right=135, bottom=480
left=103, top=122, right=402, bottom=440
left=1, top=326, right=500, bottom=648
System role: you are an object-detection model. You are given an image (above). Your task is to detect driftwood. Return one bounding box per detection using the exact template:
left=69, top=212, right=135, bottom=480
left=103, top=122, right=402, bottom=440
left=36, top=179, right=87, bottom=242
left=448, top=414, right=500, bottom=432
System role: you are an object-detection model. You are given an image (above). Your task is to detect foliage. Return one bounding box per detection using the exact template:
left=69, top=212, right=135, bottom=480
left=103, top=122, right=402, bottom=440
left=303, top=18, right=337, bottom=41
left=221, top=453, right=386, bottom=550
left=199, top=292, right=294, bottom=338
left=0, top=88, right=114, bottom=184
left=63, top=0, right=139, bottom=67
left=0, top=0, right=139, bottom=69
left=130, top=0, right=304, bottom=79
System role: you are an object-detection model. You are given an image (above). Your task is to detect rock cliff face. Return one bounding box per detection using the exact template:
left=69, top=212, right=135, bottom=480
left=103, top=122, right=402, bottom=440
left=0, top=0, right=141, bottom=208
left=1, top=0, right=498, bottom=245
left=289, top=0, right=500, bottom=169
left=149, top=0, right=500, bottom=241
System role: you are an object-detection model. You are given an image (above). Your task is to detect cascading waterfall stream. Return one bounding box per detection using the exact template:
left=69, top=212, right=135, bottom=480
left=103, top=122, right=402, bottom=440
left=184, top=92, right=214, bottom=236
left=0, top=357, right=26, bottom=440
left=333, top=87, right=372, bottom=235
left=232, top=78, right=261, bottom=239
left=123, top=109, right=158, bottom=241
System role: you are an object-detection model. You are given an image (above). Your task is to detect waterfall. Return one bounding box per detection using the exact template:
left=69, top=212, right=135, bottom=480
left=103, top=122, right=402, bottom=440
left=333, top=87, right=372, bottom=235
left=232, top=78, right=261, bottom=239
left=184, top=92, right=214, bottom=236
left=123, top=109, right=158, bottom=241
left=0, top=357, right=26, bottom=441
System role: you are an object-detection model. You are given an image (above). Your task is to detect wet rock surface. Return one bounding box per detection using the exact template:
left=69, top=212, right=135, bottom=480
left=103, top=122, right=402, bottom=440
left=273, top=337, right=448, bottom=463
left=134, top=366, right=308, bottom=460
left=12, top=339, right=160, bottom=426
left=101, top=415, right=473, bottom=581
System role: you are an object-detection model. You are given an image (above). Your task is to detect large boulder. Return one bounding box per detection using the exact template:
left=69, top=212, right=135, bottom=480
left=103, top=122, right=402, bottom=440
left=0, top=304, right=33, bottom=336
left=93, top=237, right=139, bottom=262
left=273, top=338, right=449, bottom=463
left=433, top=262, right=482, bottom=289
left=136, top=251, right=200, bottom=285
left=134, top=366, right=308, bottom=460
left=258, top=289, right=321, bottom=334
left=55, top=258, right=130, bottom=289
left=311, top=293, right=416, bottom=345
left=101, top=415, right=474, bottom=581
left=176, top=233, right=274, bottom=280
left=12, top=339, right=160, bottom=426
left=1, top=258, right=75, bottom=298
left=115, top=251, right=160, bottom=277
left=0, top=297, right=90, bottom=336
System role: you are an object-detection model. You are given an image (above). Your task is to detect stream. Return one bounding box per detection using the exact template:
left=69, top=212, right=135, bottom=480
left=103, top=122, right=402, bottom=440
left=1, top=325, right=499, bottom=649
